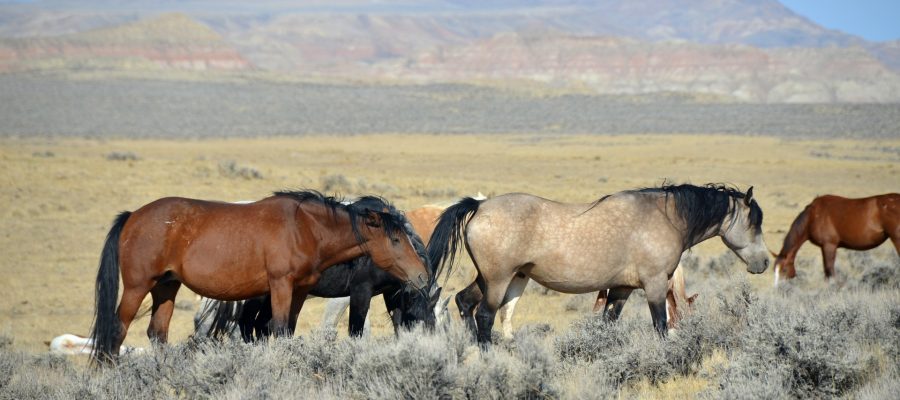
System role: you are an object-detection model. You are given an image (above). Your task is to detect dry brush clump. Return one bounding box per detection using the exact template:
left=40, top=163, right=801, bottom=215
left=1, top=252, right=898, bottom=399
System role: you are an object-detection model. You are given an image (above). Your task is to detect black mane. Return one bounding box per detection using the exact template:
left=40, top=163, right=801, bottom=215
left=194, top=194, right=435, bottom=341
left=352, top=195, right=432, bottom=278
left=273, top=190, right=411, bottom=246
left=636, top=183, right=763, bottom=250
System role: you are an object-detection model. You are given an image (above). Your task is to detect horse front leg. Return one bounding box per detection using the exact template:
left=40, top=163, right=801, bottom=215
left=349, top=285, right=373, bottom=337
left=644, top=277, right=669, bottom=336
left=267, top=278, right=295, bottom=337
left=286, top=286, right=312, bottom=335
left=822, top=243, right=838, bottom=280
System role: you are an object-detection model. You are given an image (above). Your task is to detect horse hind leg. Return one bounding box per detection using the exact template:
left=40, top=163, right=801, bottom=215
left=474, top=273, right=516, bottom=346
left=602, top=288, right=633, bottom=321
left=114, top=284, right=153, bottom=355
left=498, top=274, right=529, bottom=339
left=147, top=279, right=182, bottom=344
left=454, top=279, right=483, bottom=338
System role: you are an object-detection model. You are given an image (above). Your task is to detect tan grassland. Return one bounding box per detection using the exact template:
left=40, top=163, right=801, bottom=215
left=1, top=133, right=897, bottom=360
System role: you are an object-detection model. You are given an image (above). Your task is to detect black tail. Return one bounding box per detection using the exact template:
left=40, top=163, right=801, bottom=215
left=193, top=298, right=244, bottom=340
left=90, top=211, right=130, bottom=364
left=425, top=197, right=481, bottom=283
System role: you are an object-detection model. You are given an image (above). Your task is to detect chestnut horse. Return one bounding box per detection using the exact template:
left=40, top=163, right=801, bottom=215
left=428, top=184, right=769, bottom=344
left=773, top=193, right=900, bottom=284
left=90, top=190, right=429, bottom=363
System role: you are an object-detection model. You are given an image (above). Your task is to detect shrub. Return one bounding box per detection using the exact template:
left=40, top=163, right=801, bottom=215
left=712, top=293, right=882, bottom=398
left=320, top=174, right=352, bottom=193
left=563, top=293, right=596, bottom=312
left=106, top=151, right=139, bottom=161
left=852, top=260, right=900, bottom=291
left=218, top=160, right=263, bottom=179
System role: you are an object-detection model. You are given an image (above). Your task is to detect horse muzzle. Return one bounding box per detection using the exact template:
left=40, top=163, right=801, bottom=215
left=408, top=273, right=428, bottom=290
left=747, top=258, right=769, bottom=274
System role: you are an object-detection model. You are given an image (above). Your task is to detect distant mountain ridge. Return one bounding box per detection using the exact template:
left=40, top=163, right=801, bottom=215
left=0, top=13, right=250, bottom=72
left=1, top=1, right=898, bottom=102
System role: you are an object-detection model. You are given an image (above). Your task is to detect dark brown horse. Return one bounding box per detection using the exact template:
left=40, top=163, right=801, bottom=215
left=773, top=193, right=900, bottom=284
left=90, top=190, right=429, bottom=363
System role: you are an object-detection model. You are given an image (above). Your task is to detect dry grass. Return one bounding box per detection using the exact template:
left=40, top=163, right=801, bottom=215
left=0, top=133, right=897, bottom=361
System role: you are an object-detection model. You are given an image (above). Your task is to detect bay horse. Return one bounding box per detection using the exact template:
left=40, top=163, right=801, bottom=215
left=772, top=193, right=900, bottom=285
left=427, top=184, right=769, bottom=344
left=194, top=197, right=442, bottom=339
left=195, top=199, right=453, bottom=340
left=90, top=190, right=429, bottom=363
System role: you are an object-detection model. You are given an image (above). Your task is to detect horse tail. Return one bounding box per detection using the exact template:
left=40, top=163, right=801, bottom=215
left=90, top=211, right=131, bottom=364
left=193, top=297, right=243, bottom=340
left=426, top=197, right=482, bottom=283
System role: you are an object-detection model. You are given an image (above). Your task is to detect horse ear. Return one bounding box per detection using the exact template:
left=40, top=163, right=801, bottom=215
left=364, top=210, right=382, bottom=227
left=687, top=293, right=699, bottom=304
left=744, top=186, right=754, bottom=206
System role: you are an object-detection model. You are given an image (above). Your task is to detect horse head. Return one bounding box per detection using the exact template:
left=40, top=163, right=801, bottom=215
left=352, top=197, right=430, bottom=291
left=719, top=186, right=771, bottom=274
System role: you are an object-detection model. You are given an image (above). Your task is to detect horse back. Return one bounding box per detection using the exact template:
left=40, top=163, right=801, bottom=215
left=809, top=194, right=891, bottom=249
left=120, top=196, right=304, bottom=296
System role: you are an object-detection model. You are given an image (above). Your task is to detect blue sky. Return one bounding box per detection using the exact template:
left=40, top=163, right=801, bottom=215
left=780, top=0, right=900, bottom=41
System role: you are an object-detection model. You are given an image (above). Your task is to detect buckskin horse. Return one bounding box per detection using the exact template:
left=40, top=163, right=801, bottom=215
left=454, top=260, right=699, bottom=339
left=772, top=193, right=899, bottom=285
left=427, top=184, right=769, bottom=344
left=90, top=190, right=429, bottom=363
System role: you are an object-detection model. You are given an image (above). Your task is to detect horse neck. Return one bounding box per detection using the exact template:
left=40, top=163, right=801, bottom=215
left=778, top=207, right=810, bottom=259
left=676, top=207, right=722, bottom=250
left=299, top=203, right=368, bottom=269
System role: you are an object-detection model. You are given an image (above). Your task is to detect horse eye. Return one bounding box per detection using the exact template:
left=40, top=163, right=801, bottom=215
left=391, top=237, right=401, bottom=244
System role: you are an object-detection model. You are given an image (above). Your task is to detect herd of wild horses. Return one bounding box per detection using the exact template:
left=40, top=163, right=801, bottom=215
left=88, top=185, right=899, bottom=363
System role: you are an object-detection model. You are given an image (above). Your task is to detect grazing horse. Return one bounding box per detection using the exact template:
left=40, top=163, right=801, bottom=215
left=90, top=190, right=429, bottom=363
left=195, top=198, right=449, bottom=340
left=427, top=184, right=769, bottom=344
left=455, top=258, right=699, bottom=339
left=773, top=193, right=900, bottom=285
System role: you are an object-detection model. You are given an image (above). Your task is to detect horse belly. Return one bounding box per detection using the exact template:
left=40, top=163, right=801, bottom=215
left=523, top=257, right=627, bottom=294
left=178, top=241, right=271, bottom=300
